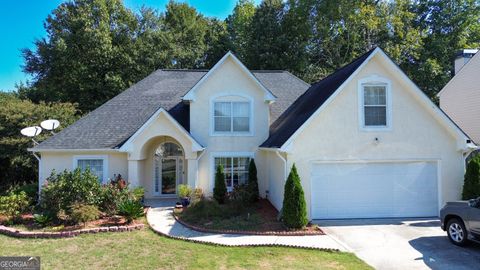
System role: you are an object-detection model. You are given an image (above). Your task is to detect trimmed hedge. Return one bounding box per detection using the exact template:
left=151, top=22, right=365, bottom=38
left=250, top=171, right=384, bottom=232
left=282, top=164, right=308, bottom=229
left=462, top=156, right=480, bottom=200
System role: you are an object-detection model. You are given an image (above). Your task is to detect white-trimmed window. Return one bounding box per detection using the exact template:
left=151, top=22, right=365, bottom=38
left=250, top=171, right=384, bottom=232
left=73, top=156, right=107, bottom=183
left=214, top=156, right=250, bottom=190
left=363, top=85, right=387, bottom=126
left=213, top=101, right=250, bottom=133
left=359, top=75, right=392, bottom=130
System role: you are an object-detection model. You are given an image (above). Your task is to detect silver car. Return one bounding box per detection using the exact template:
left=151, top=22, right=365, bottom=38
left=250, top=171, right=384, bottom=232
left=440, top=197, right=480, bottom=246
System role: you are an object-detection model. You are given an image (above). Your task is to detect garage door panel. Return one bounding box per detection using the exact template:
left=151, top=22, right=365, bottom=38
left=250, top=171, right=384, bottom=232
left=311, top=162, right=438, bottom=219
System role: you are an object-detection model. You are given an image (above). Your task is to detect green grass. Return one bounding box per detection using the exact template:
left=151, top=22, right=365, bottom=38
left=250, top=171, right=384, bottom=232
left=0, top=228, right=371, bottom=270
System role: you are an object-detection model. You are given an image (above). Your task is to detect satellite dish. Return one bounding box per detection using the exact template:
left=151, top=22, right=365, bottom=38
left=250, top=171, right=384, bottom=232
left=20, top=126, right=42, bottom=137
left=40, top=119, right=60, bottom=131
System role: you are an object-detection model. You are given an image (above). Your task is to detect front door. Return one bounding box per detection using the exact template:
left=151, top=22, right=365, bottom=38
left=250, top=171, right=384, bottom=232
left=154, top=156, right=184, bottom=196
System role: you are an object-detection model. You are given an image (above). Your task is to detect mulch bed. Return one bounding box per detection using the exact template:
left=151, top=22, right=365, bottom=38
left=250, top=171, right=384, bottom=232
left=0, top=208, right=149, bottom=235
left=0, top=214, right=138, bottom=232
left=175, top=199, right=324, bottom=236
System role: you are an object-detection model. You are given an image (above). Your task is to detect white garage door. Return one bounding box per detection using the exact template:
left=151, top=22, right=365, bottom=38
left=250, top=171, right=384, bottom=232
left=311, top=162, right=439, bottom=219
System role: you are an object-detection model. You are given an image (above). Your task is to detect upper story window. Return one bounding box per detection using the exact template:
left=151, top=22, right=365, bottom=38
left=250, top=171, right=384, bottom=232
left=213, top=101, right=251, bottom=134
left=358, top=75, right=392, bottom=130
left=363, top=85, right=387, bottom=126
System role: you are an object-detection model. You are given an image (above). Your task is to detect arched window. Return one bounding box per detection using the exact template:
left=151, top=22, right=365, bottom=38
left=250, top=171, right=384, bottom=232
left=154, top=142, right=183, bottom=158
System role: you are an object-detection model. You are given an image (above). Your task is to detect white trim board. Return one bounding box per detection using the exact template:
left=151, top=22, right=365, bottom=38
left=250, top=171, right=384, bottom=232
left=182, top=51, right=276, bottom=102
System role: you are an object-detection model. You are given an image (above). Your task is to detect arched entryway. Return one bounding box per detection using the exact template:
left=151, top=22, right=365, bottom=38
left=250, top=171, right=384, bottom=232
left=153, top=141, right=184, bottom=196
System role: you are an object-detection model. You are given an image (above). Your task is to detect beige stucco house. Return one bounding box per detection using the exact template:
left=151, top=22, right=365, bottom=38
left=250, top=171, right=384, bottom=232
left=438, top=49, right=480, bottom=144
left=31, top=48, right=476, bottom=220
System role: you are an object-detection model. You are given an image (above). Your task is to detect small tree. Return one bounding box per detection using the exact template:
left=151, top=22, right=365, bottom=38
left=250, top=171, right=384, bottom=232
left=282, top=164, right=308, bottom=229
left=213, top=164, right=227, bottom=204
left=462, top=157, right=480, bottom=200
left=247, top=159, right=259, bottom=202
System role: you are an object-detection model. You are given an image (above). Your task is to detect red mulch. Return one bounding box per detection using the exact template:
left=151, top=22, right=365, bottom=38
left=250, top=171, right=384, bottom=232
left=0, top=210, right=147, bottom=232
left=177, top=199, right=323, bottom=235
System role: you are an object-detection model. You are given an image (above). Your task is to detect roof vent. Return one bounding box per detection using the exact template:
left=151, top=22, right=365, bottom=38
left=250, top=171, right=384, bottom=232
left=454, top=49, right=478, bottom=75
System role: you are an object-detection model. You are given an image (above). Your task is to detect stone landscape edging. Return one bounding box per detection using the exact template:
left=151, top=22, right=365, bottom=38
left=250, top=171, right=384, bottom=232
left=0, top=223, right=145, bottom=238
left=173, top=213, right=325, bottom=236
left=147, top=208, right=340, bottom=252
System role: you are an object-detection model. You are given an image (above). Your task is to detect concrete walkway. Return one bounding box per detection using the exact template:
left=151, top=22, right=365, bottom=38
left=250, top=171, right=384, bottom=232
left=145, top=199, right=347, bottom=251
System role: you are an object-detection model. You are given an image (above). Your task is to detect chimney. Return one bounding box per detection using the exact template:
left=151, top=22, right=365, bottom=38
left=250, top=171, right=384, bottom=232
left=454, top=49, right=478, bottom=75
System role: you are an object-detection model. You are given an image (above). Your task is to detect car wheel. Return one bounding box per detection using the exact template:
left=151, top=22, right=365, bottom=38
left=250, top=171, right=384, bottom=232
left=447, top=218, right=468, bottom=246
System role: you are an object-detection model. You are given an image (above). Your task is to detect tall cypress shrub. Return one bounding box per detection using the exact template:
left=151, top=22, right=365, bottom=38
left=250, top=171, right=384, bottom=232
left=462, top=157, right=480, bottom=200
left=247, top=159, right=259, bottom=202
left=213, top=164, right=227, bottom=204
left=282, top=164, right=308, bottom=229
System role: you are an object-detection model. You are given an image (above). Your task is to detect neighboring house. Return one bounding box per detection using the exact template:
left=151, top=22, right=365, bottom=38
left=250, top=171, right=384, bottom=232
left=438, top=49, right=480, bottom=144
left=31, top=48, right=475, bottom=220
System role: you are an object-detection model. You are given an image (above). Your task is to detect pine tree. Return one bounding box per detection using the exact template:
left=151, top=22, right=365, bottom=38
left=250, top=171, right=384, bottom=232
left=247, top=159, right=259, bottom=202
left=213, top=164, right=227, bottom=204
left=462, top=156, right=480, bottom=200
left=282, top=164, right=308, bottom=229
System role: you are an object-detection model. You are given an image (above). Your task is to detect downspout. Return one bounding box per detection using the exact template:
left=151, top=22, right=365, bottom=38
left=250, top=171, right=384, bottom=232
left=31, top=152, right=42, bottom=202
left=194, top=150, right=206, bottom=188
left=275, top=150, right=287, bottom=182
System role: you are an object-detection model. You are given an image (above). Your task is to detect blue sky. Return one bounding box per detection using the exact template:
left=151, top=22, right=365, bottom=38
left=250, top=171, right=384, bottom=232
left=0, top=0, right=259, bottom=91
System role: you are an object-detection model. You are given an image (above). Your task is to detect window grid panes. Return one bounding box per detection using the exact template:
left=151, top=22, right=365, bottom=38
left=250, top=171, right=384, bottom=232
left=214, top=101, right=250, bottom=133
left=363, top=85, right=387, bottom=126
left=77, top=159, right=104, bottom=182
left=214, top=157, right=250, bottom=189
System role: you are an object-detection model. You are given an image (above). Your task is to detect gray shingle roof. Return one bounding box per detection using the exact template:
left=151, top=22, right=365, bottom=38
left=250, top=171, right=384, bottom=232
left=260, top=49, right=376, bottom=148
left=34, top=69, right=309, bottom=150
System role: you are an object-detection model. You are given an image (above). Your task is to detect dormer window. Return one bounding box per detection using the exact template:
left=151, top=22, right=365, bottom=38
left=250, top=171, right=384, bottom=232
left=358, top=75, right=392, bottom=130
left=212, top=97, right=252, bottom=135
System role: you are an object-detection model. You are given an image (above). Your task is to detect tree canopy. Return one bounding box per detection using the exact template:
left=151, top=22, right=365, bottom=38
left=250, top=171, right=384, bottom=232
left=0, top=92, right=78, bottom=187
left=18, top=0, right=480, bottom=111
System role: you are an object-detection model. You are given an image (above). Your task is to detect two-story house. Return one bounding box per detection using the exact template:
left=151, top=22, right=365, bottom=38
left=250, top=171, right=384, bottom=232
left=32, top=48, right=475, bottom=220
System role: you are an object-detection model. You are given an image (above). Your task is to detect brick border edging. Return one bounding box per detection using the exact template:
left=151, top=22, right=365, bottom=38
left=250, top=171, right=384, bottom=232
left=173, top=212, right=325, bottom=236
left=0, top=223, right=145, bottom=239
left=147, top=209, right=339, bottom=252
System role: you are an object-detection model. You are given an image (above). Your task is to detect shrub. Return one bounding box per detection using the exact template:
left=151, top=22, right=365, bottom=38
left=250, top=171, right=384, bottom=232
left=247, top=159, right=259, bottom=202
left=178, top=184, right=192, bottom=198
left=33, top=214, right=52, bottom=227
left=230, top=184, right=252, bottom=205
left=213, top=165, right=227, bottom=204
left=282, top=164, right=308, bottom=229
left=70, top=204, right=100, bottom=225
left=0, top=191, right=30, bottom=221
left=463, top=156, right=480, bottom=200
left=99, top=184, right=130, bottom=216
left=191, top=188, right=204, bottom=205
left=40, top=168, right=102, bottom=216
left=119, top=199, right=144, bottom=223
left=132, top=187, right=145, bottom=203
left=9, top=183, right=38, bottom=205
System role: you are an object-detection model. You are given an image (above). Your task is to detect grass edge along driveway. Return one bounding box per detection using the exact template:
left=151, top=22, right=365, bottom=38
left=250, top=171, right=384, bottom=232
left=0, top=228, right=371, bottom=269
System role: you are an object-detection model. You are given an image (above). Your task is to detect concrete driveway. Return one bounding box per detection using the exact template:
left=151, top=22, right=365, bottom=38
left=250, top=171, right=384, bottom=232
left=315, top=218, right=480, bottom=270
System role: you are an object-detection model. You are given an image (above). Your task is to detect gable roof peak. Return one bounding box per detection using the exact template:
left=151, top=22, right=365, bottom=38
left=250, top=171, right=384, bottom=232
left=182, top=51, right=276, bottom=102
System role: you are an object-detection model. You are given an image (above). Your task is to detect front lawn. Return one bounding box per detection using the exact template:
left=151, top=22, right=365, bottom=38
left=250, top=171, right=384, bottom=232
left=0, top=228, right=371, bottom=269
